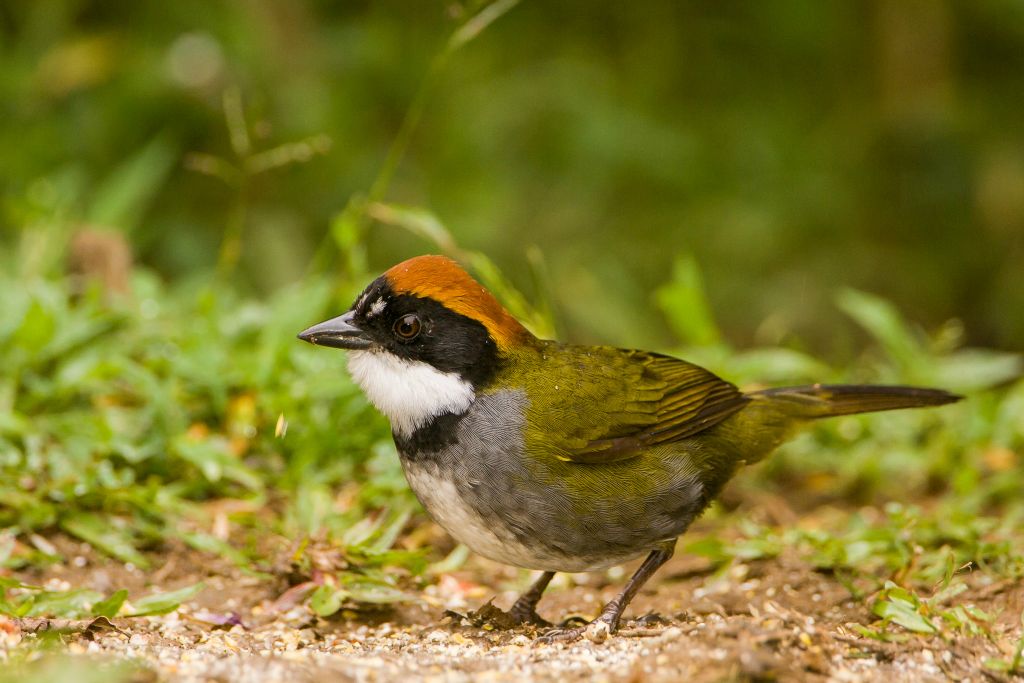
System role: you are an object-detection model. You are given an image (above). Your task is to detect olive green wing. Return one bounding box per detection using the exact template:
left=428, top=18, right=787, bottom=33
left=528, top=347, right=749, bottom=464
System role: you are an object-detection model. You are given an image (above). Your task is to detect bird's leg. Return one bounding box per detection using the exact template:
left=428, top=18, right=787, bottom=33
left=507, top=571, right=555, bottom=626
left=539, top=540, right=675, bottom=643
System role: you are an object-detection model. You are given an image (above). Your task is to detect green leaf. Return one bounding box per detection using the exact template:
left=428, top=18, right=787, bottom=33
left=852, top=624, right=896, bottom=642
left=329, top=195, right=369, bottom=274
left=683, top=537, right=728, bottom=563
left=59, top=513, right=149, bottom=568
left=836, top=289, right=921, bottom=372
left=352, top=548, right=428, bottom=575
left=12, top=298, right=57, bottom=352
left=172, top=434, right=263, bottom=491
left=25, top=588, right=104, bottom=618
left=933, top=350, right=1022, bottom=392
left=125, top=582, right=204, bottom=617
left=872, top=587, right=938, bottom=634
left=91, top=589, right=128, bottom=618
left=309, top=584, right=343, bottom=617
left=725, top=348, right=833, bottom=384
left=339, top=514, right=385, bottom=549
left=427, top=544, right=470, bottom=576
left=365, top=509, right=410, bottom=554
left=448, top=0, right=521, bottom=53
left=930, top=579, right=968, bottom=606
left=466, top=252, right=556, bottom=339
left=178, top=531, right=250, bottom=566
left=366, top=203, right=457, bottom=252
left=87, top=134, right=177, bottom=233
left=656, top=255, right=721, bottom=347
left=338, top=576, right=411, bottom=604
left=730, top=537, right=782, bottom=561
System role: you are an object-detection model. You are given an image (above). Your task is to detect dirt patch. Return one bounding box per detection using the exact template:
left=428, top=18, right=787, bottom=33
left=5, top=544, right=1021, bottom=682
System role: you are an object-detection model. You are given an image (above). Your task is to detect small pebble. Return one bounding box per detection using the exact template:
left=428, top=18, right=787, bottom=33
left=426, top=630, right=448, bottom=643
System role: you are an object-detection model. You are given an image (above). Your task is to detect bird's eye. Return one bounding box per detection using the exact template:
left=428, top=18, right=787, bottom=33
left=393, top=314, right=421, bottom=341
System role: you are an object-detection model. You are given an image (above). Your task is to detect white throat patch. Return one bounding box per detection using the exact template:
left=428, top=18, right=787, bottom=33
left=347, top=350, right=475, bottom=438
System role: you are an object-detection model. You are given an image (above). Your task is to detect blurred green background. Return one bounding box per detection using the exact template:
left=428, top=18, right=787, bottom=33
left=3, top=0, right=1022, bottom=353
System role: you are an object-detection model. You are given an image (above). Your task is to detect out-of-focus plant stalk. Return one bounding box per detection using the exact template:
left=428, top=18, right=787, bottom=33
left=186, top=87, right=332, bottom=279
left=315, top=0, right=522, bottom=287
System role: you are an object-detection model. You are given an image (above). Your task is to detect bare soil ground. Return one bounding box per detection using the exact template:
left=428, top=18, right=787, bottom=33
left=4, top=538, right=1022, bottom=683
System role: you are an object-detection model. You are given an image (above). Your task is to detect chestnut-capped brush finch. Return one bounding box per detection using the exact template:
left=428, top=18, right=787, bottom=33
left=298, top=254, right=960, bottom=642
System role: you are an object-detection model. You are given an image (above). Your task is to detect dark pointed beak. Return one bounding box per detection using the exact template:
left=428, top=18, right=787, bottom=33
left=297, top=311, right=373, bottom=350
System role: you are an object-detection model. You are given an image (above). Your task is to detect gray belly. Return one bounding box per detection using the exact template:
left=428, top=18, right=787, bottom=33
left=398, top=390, right=708, bottom=573
left=401, top=462, right=602, bottom=570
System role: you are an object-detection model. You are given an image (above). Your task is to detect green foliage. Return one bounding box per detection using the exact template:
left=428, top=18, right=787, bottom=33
left=836, top=289, right=1022, bottom=391
left=5, top=1, right=1023, bottom=348
left=985, top=609, right=1024, bottom=675
left=90, top=589, right=127, bottom=619
left=285, top=510, right=425, bottom=618
left=124, top=583, right=204, bottom=617
left=684, top=519, right=784, bottom=565
left=805, top=503, right=1022, bottom=580
left=655, top=256, right=721, bottom=347
left=688, top=495, right=1023, bottom=646
left=690, top=501, right=1023, bottom=589
left=0, top=248, right=416, bottom=580
left=859, top=580, right=994, bottom=640
left=0, top=656, right=143, bottom=683
left=86, top=135, right=178, bottom=234
left=309, top=574, right=414, bottom=617
left=0, top=578, right=202, bottom=620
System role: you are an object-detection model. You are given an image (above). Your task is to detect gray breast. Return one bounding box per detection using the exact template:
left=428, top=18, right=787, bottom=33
left=398, top=390, right=707, bottom=573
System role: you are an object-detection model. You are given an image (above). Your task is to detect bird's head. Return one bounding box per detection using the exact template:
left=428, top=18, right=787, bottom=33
left=298, top=255, right=534, bottom=437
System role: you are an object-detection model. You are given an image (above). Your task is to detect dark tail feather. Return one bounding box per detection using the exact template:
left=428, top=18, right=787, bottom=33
left=751, top=384, right=962, bottom=419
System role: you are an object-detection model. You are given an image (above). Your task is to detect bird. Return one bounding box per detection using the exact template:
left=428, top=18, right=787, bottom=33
left=297, top=254, right=960, bottom=642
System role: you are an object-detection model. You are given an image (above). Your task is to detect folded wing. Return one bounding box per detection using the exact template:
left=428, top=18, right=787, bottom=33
left=529, top=347, right=750, bottom=464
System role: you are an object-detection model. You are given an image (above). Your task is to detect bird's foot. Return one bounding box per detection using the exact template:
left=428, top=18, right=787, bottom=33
left=506, top=602, right=552, bottom=628
left=466, top=599, right=550, bottom=630
left=634, top=612, right=671, bottom=627
left=537, top=615, right=617, bottom=644
left=536, top=625, right=584, bottom=644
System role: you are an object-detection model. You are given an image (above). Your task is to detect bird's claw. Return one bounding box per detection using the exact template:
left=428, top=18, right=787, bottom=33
left=536, top=616, right=616, bottom=644
left=536, top=625, right=585, bottom=644
left=466, top=600, right=550, bottom=630
left=506, top=604, right=552, bottom=627
left=634, top=612, right=671, bottom=627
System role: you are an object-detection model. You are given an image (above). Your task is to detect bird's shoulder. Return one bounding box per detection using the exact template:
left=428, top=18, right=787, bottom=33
left=502, top=341, right=750, bottom=464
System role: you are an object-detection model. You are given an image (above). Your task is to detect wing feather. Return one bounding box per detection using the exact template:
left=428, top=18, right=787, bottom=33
left=529, top=347, right=749, bottom=464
